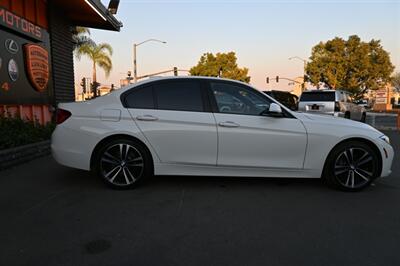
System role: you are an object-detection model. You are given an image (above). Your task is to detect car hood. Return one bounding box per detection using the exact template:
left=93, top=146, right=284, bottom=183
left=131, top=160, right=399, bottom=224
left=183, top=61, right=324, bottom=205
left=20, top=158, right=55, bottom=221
left=295, top=112, right=383, bottom=137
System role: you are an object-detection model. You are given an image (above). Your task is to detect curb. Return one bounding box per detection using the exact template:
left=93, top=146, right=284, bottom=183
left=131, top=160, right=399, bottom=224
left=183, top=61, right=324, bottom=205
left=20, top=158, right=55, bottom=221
left=0, top=140, right=51, bottom=171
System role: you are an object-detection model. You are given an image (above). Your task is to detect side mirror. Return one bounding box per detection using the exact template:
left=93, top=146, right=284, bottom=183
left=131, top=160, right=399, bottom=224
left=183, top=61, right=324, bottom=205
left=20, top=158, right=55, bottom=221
left=262, top=103, right=283, bottom=117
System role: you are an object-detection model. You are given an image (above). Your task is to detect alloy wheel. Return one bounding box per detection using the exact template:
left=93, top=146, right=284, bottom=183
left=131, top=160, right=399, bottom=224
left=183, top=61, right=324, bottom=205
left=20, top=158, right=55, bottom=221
left=100, top=143, right=144, bottom=186
left=334, top=147, right=375, bottom=189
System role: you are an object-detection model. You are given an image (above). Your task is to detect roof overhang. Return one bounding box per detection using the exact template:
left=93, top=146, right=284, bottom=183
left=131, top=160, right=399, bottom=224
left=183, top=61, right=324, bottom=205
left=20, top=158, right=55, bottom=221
left=52, top=0, right=122, bottom=31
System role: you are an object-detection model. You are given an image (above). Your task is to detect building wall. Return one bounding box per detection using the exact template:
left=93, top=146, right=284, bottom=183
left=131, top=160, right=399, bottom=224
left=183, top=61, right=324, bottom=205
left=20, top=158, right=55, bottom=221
left=48, top=1, right=75, bottom=103
left=0, top=0, right=75, bottom=124
left=0, top=0, right=52, bottom=123
left=0, top=0, right=48, bottom=29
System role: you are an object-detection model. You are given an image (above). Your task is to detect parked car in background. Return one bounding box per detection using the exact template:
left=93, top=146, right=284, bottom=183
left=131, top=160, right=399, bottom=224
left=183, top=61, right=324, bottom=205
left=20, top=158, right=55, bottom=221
left=52, top=77, right=393, bottom=192
left=298, top=90, right=367, bottom=122
left=354, top=99, right=370, bottom=109
left=263, top=90, right=299, bottom=111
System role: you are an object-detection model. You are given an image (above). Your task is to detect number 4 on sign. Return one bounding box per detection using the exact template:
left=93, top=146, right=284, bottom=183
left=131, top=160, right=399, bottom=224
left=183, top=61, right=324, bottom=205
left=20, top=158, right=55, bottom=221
left=1, top=82, right=10, bottom=91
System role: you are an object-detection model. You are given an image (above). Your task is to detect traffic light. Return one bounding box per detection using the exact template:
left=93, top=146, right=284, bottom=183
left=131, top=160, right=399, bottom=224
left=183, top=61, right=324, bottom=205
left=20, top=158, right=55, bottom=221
left=276, top=76, right=279, bottom=82
left=173, top=67, right=178, bottom=76
left=266, top=77, right=269, bottom=84
left=91, top=81, right=100, bottom=98
left=80, top=78, right=86, bottom=93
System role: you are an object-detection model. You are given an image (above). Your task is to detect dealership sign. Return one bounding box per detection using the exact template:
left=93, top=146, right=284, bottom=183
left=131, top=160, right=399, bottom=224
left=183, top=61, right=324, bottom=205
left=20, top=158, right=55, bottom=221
left=0, top=7, right=44, bottom=41
left=375, top=89, right=388, bottom=104
left=24, top=44, right=49, bottom=92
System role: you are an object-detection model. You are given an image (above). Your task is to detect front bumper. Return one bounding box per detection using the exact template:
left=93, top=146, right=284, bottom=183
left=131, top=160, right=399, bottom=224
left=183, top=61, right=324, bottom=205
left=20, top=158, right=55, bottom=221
left=378, top=139, right=394, bottom=177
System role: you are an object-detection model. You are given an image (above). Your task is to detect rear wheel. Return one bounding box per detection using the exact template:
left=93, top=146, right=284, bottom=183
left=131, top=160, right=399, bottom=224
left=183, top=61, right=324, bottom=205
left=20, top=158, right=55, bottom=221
left=344, top=112, right=351, bottom=119
left=94, top=138, right=153, bottom=189
left=323, top=141, right=380, bottom=191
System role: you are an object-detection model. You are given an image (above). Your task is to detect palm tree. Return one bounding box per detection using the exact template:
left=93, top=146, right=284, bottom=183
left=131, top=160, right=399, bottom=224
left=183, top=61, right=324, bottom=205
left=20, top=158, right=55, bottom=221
left=76, top=42, right=113, bottom=97
left=71, top=27, right=94, bottom=50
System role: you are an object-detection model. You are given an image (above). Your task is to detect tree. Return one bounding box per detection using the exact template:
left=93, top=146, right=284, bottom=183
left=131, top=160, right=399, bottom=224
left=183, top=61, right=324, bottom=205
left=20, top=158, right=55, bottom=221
left=305, top=35, right=394, bottom=98
left=76, top=42, right=113, bottom=97
left=71, top=27, right=94, bottom=51
left=190, top=52, right=250, bottom=83
left=392, top=72, right=400, bottom=92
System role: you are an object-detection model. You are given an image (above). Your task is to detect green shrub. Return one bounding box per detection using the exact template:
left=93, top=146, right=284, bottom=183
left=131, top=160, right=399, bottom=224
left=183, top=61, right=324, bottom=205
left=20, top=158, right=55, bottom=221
left=0, top=116, right=55, bottom=150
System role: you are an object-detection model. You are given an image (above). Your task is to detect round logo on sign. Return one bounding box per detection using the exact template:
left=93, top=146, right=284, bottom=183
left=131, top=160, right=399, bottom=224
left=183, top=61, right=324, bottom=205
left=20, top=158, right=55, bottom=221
left=8, top=59, right=19, bottom=81
left=5, top=39, right=19, bottom=54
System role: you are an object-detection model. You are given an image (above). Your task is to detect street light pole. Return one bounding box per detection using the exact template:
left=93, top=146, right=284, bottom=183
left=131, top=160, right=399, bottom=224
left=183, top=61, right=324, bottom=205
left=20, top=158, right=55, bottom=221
left=133, top=39, right=167, bottom=83
left=133, top=43, right=137, bottom=83
left=289, top=56, right=307, bottom=91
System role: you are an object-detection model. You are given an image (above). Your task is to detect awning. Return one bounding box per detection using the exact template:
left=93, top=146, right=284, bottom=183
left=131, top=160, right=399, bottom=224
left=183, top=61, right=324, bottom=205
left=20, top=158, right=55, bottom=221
left=51, top=0, right=122, bottom=31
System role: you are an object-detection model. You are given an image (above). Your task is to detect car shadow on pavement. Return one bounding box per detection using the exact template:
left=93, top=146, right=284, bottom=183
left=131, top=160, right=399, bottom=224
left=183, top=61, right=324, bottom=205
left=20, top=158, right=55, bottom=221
left=53, top=160, right=395, bottom=193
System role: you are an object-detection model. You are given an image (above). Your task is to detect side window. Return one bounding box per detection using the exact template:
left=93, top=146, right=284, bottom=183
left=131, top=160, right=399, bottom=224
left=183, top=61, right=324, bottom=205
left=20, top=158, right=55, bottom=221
left=125, top=86, right=155, bottom=109
left=210, top=82, right=271, bottom=115
left=154, top=81, right=204, bottom=112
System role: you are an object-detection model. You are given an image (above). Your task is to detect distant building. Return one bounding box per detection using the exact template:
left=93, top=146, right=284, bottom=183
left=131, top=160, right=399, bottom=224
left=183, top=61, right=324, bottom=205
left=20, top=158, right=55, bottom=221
left=98, top=86, right=114, bottom=96
left=290, top=77, right=305, bottom=97
left=120, top=79, right=131, bottom=88
left=366, top=84, right=399, bottom=111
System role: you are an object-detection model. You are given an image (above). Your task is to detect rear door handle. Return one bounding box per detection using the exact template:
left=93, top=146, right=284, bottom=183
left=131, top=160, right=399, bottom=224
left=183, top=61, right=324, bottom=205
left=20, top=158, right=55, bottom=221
left=136, top=115, right=158, bottom=121
left=218, top=121, right=240, bottom=128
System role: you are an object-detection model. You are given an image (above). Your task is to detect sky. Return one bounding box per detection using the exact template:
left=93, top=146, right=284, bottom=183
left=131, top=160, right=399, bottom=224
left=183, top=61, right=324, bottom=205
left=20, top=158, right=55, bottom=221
left=74, top=0, right=400, bottom=92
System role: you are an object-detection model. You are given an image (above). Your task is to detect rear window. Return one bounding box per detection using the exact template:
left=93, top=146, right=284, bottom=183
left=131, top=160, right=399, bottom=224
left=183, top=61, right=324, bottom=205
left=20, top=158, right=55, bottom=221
left=300, top=91, right=335, bottom=102
left=125, top=86, right=155, bottom=109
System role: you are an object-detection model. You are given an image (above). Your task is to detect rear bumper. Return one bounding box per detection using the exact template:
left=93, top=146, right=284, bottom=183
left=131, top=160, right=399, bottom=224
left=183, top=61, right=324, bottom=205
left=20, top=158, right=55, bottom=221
left=51, top=126, right=96, bottom=171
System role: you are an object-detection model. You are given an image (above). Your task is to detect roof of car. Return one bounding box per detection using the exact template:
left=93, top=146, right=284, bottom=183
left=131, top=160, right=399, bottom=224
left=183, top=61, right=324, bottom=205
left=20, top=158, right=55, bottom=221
left=303, top=89, right=348, bottom=93
left=117, top=76, right=253, bottom=94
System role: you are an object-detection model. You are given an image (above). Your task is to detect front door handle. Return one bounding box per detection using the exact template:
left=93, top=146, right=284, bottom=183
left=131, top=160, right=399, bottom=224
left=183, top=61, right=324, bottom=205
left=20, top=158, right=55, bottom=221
left=218, top=121, right=240, bottom=128
left=136, top=115, right=158, bottom=121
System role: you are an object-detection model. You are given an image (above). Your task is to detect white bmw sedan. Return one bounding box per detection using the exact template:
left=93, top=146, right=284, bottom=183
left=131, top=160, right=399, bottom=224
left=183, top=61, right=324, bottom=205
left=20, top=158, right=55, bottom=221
left=52, top=77, right=394, bottom=191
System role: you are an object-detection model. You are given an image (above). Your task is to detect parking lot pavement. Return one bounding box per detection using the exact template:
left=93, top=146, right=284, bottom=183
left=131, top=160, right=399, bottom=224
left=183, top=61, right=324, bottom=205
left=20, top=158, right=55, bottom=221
left=0, top=131, right=399, bottom=266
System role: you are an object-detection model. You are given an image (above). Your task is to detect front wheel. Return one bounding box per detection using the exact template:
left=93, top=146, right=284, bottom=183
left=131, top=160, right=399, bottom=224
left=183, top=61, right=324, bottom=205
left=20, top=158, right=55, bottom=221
left=323, top=141, right=380, bottom=192
left=94, top=139, right=153, bottom=189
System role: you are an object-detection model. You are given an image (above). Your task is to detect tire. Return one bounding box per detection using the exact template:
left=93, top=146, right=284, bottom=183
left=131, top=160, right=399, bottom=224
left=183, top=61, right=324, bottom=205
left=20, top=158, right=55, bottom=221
left=323, top=140, right=380, bottom=192
left=360, top=112, right=366, bottom=123
left=94, top=138, right=153, bottom=189
left=344, top=112, right=351, bottom=119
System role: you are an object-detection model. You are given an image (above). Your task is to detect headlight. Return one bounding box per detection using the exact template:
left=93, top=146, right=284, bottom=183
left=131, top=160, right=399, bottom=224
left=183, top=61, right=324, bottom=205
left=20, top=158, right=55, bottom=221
left=379, top=135, right=390, bottom=144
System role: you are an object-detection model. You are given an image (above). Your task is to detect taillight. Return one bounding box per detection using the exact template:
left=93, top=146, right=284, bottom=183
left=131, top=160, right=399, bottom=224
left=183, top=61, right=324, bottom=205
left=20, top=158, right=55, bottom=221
left=334, top=101, right=340, bottom=112
left=56, top=109, right=71, bottom=124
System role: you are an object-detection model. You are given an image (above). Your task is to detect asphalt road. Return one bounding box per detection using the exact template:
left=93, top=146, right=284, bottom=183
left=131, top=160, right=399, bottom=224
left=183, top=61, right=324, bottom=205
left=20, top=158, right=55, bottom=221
left=0, top=131, right=399, bottom=266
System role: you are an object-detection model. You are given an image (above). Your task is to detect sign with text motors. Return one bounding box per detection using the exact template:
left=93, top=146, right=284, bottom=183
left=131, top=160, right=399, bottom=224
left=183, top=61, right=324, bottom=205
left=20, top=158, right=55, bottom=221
left=0, top=7, right=44, bottom=41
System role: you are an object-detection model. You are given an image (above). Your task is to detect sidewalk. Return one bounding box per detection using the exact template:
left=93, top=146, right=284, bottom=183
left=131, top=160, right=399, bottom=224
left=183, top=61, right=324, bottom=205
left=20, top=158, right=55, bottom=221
left=366, top=112, right=399, bottom=130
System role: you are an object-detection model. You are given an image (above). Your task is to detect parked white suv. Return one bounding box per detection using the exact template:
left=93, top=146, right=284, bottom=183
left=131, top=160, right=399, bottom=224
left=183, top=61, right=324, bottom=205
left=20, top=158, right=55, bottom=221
left=298, top=90, right=367, bottom=122
left=51, top=77, right=393, bottom=191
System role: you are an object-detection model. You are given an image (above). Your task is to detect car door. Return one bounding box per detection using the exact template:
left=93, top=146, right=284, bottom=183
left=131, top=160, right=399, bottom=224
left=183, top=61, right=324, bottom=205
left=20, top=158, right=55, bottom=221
left=209, top=80, right=307, bottom=169
left=123, top=79, right=217, bottom=165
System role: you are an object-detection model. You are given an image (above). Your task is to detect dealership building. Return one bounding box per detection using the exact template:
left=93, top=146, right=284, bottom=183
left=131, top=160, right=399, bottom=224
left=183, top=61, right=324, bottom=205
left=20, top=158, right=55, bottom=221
left=0, top=0, right=121, bottom=124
